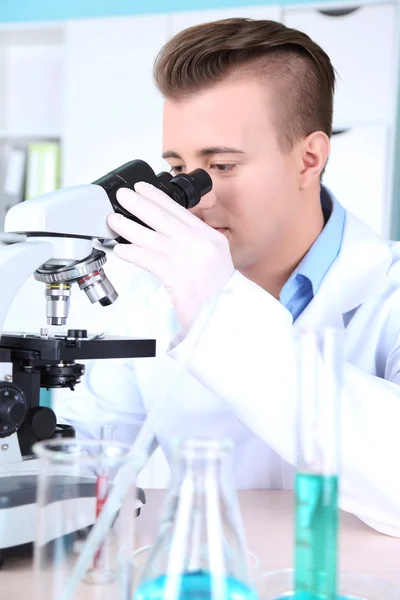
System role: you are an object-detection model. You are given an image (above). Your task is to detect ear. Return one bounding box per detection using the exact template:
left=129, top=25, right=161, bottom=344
left=298, top=131, right=330, bottom=189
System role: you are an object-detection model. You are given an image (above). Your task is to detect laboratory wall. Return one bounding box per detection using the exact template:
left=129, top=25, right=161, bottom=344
left=0, top=0, right=399, bottom=487
left=0, top=0, right=378, bottom=22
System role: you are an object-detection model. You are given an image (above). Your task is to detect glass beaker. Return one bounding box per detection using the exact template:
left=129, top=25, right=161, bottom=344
left=134, top=438, right=257, bottom=600
left=33, top=438, right=138, bottom=600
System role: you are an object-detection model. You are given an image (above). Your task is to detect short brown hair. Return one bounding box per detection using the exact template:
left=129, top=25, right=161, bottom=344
left=153, top=18, right=336, bottom=152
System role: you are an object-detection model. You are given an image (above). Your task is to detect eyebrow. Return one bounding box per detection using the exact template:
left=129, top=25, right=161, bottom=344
left=162, top=146, right=245, bottom=160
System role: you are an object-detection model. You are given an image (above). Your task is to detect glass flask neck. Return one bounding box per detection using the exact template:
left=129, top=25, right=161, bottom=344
left=171, top=439, right=231, bottom=488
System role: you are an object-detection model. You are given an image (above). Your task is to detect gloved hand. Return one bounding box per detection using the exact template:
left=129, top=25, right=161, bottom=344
left=107, top=181, right=235, bottom=333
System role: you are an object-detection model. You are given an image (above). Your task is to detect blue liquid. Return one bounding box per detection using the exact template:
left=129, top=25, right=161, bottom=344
left=295, top=473, right=339, bottom=599
left=134, top=570, right=257, bottom=600
left=275, top=596, right=359, bottom=600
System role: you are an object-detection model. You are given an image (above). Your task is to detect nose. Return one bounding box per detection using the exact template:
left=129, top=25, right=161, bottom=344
left=189, top=172, right=217, bottom=217
left=191, top=187, right=217, bottom=213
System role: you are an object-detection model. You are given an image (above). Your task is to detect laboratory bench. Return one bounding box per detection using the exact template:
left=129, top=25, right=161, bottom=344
left=2, top=490, right=400, bottom=598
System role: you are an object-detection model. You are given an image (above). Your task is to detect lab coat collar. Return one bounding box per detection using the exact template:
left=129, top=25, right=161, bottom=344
left=153, top=210, right=393, bottom=333
left=295, top=211, right=393, bottom=331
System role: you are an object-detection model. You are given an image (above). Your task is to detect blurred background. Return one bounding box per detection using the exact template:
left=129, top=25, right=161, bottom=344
left=0, top=0, right=399, bottom=487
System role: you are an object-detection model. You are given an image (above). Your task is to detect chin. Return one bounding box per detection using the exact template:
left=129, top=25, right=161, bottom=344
left=231, top=248, right=256, bottom=272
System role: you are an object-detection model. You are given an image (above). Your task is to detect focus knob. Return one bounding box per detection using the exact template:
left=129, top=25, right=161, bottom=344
left=0, top=382, right=28, bottom=438
left=0, top=397, right=25, bottom=424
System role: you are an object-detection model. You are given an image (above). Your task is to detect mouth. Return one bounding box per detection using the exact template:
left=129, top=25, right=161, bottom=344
left=213, top=227, right=229, bottom=234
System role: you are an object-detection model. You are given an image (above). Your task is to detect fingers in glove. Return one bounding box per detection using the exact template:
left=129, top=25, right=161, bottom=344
left=114, top=242, right=166, bottom=279
left=116, top=186, right=198, bottom=238
left=107, top=212, right=175, bottom=254
left=134, top=181, right=204, bottom=227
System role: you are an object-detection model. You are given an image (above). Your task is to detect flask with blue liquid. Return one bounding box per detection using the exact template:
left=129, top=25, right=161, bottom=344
left=134, top=438, right=258, bottom=600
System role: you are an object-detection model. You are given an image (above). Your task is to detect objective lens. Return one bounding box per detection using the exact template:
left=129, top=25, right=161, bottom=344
left=45, top=283, right=71, bottom=326
left=78, top=268, right=118, bottom=306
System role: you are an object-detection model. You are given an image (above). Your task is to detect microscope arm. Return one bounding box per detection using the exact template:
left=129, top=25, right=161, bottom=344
left=4, top=184, right=116, bottom=240
left=0, top=240, right=55, bottom=335
left=2, top=183, right=117, bottom=329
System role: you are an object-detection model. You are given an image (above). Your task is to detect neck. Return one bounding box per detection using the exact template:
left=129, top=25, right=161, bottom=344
left=240, top=189, right=325, bottom=299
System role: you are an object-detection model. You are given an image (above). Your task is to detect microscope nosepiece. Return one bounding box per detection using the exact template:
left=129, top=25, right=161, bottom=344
left=35, top=249, right=118, bottom=324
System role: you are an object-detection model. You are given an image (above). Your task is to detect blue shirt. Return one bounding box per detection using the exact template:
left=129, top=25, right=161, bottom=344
left=279, top=186, right=346, bottom=322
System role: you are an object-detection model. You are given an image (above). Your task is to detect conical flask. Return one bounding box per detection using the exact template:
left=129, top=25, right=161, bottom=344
left=134, top=438, right=257, bottom=600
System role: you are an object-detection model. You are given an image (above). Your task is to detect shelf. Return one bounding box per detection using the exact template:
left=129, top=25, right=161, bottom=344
left=0, top=132, right=62, bottom=140
left=0, top=31, right=65, bottom=136
left=0, top=25, right=63, bottom=46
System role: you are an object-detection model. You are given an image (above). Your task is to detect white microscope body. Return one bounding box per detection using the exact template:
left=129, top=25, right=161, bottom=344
left=0, top=160, right=211, bottom=554
left=0, top=183, right=127, bottom=551
left=0, top=183, right=118, bottom=334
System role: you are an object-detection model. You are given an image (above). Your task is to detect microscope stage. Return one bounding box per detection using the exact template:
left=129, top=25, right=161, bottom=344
left=0, top=332, right=156, bottom=361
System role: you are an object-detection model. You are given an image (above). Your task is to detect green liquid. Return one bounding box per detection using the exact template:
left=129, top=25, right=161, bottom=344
left=295, top=472, right=339, bottom=600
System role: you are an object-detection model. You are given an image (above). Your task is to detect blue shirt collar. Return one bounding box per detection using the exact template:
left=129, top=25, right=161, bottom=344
left=296, top=186, right=346, bottom=294
left=280, top=186, right=346, bottom=307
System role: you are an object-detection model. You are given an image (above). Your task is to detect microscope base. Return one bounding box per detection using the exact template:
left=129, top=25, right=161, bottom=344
left=0, top=464, right=145, bottom=550
left=1, top=495, right=97, bottom=549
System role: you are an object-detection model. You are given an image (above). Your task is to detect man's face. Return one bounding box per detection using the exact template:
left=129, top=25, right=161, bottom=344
left=162, top=75, right=303, bottom=272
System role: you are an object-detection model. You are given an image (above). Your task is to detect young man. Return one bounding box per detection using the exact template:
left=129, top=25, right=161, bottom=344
left=58, top=19, right=400, bottom=536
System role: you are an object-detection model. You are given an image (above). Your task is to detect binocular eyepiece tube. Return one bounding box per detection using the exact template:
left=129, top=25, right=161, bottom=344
left=35, top=160, right=213, bottom=325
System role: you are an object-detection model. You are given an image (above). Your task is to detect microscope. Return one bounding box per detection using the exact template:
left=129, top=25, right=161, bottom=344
left=0, top=159, right=212, bottom=556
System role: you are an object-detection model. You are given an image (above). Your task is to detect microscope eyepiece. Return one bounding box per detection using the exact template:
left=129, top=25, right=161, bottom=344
left=95, top=159, right=213, bottom=232
left=159, top=168, right=213, bottom=210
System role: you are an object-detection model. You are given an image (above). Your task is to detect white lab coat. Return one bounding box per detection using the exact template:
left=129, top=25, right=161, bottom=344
left=57, top=209, right=400, bottom=537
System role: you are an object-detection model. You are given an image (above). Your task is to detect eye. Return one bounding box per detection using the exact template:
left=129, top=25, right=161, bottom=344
left=212, top=164, right=237, bottom=173
left=169, top=165, right=185, bottom=175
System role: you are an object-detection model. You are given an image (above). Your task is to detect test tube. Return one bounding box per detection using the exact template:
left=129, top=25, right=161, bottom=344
left=295, top=328, right=343, bottom=600
left=89, top=423, right=117, bottom=577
